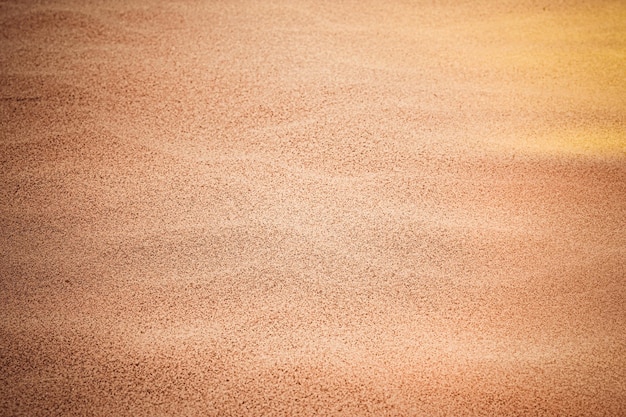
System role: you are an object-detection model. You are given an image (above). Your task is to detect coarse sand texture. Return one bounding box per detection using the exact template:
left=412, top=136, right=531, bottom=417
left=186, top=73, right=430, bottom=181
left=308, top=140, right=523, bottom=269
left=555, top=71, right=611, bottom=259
left=1, top=1, right=625, bottom=416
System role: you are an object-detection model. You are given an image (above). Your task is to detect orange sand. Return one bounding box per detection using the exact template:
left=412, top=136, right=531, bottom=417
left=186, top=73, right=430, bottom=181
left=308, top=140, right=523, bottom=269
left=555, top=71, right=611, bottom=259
left=1, top=1, right=625, bottom=416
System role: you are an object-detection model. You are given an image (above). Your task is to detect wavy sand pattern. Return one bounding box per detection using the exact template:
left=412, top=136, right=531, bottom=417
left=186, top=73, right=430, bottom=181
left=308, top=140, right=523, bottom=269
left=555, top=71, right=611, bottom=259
left=1, top=1, right=625, bottom=416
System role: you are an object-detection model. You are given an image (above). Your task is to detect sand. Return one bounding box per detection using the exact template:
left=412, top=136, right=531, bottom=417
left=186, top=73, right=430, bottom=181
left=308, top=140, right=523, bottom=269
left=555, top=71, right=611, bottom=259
left=1, top=0, right=625, bottom=415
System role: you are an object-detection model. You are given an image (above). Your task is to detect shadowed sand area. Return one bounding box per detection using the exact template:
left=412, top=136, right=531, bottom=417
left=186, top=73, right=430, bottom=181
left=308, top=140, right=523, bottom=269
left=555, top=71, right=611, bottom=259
left=1, top=1, right=625, bottom=415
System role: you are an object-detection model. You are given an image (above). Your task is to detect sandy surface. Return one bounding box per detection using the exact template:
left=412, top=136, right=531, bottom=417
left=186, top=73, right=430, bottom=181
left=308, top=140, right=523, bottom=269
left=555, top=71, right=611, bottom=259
left=1, top=1, right=626, bottom=415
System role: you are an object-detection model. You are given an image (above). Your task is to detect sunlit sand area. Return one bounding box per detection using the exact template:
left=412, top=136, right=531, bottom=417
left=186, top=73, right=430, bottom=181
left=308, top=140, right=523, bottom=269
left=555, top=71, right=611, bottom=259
left=1, top=1, right=625, bottom=416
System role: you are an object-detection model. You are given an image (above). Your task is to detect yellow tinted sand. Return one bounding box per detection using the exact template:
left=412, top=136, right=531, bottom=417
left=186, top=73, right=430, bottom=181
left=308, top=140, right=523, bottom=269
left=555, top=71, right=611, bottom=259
left=520, top=127, right=626, bottom=156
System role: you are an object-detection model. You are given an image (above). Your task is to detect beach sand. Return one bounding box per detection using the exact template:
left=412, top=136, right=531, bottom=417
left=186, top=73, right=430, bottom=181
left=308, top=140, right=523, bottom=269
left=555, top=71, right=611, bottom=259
left=1, top=1, right=625, bottom=415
